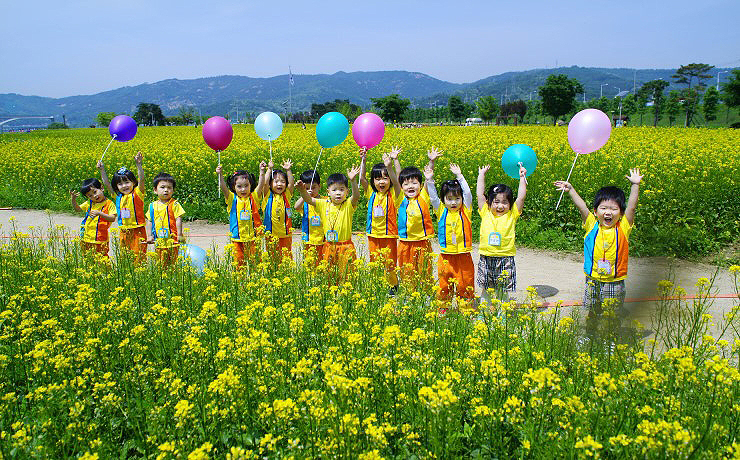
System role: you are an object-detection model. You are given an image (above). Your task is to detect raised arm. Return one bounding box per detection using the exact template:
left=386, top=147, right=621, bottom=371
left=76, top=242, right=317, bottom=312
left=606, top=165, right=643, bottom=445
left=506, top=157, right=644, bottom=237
left=426, top=146, right=443, bottom=170
left=424, top=163, right=440, bottom=209
left=476, top=165, right=490, bottom=211
left=97, top=161, right=116, bottom=197
left=294, top=180, right=317, bottom=207
left=216, top=165, right=230, bottom=198
left=261, top=160, right=273, bottom=198
left=390, top=145, right=402, bottom=181
left=283, top=159, right=294, bottom=193
left=257, top=161, right=268, bottom=197
left=387, top=146, right=402, bottom=196
left=514, top=165, right=527, bottom=212
left=70, top=190, right=83, bottom=213
left=359, top=147, right=369, bottom=190
left=135, top=152, right=146, bottom=194
left=624, top=168, right=643, bottom=225
left=554, top=181, right=590, bottom=223
left=450, top=163, right=472, bottom=209
left=348, top=164, right=361, bottom=207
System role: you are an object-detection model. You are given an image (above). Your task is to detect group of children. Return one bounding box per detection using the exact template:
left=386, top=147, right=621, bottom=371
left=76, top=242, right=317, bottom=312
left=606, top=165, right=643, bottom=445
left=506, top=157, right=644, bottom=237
left=73, top=148, right=643, bottom=317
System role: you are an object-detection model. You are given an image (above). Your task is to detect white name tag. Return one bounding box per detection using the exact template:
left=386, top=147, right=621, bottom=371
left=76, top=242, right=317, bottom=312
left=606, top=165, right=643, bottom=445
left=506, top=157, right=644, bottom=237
left=326, top=230, right=339, bottom=242
left=310, top=215, right=321, bottom=227
left=239, top=210, right=251, bottom=221
left=449, top=233, right=457, bottom=245
left=488, top=232, right=501, bottom=246
left=157, top=228, right=170, bottom=239
left=121, top=208, right=131, bottom=219
left=373, top=206, right=385, bottom=217
left=597, top=259, right=612, bottom=275
left=285, top=209, right=292, bottom=218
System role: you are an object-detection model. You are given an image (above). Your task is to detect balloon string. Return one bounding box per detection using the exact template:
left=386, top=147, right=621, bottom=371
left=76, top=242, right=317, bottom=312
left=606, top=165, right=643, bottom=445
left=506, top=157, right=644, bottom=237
left=310, top=148, right=323, bottom=186
left=217, top=150, right=221, bottom=197
left=555, top=152, right=580, bottom=210
left=100, top=134, right=116, bottom=162
left=269, top=137, right=273, bottom=163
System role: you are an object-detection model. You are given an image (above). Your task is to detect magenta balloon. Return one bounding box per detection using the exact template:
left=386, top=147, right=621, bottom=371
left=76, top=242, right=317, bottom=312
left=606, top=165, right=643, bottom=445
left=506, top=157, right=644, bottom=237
left=352, top=113, right=385, bottom=149
left=202, top=116, right=233, bottom=151
left=567, top=109, right=612, bottom=154
left=109, top=115, right=137, bottom=142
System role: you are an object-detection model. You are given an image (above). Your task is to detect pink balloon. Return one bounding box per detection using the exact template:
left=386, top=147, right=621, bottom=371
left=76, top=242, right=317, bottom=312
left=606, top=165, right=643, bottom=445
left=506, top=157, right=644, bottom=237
left=202, top=116, right=233, bottom=151
left=352, top=113, right=385, bottom=149
left=567, top=109, right=612, bottom=154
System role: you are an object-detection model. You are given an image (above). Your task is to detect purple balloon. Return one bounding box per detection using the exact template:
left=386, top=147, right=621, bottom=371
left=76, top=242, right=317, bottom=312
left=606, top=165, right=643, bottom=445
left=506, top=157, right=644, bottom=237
left=567, top=109, right=612, bottom=154
left=109, top=115, right=137, bottom=142
left=352, top=113, right=385, bottom=149
left=202, top=116, right=233, bottom=151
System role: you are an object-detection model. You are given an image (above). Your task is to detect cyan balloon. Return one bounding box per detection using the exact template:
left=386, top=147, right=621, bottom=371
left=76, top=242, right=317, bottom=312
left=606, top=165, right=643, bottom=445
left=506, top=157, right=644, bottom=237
left=180, top=244, right=207, bottom=274
left=316, top=112, right=349, bottom=148
left=501, top=144, right=538, bottom=179
left=254, top=112, right=283, bottom=141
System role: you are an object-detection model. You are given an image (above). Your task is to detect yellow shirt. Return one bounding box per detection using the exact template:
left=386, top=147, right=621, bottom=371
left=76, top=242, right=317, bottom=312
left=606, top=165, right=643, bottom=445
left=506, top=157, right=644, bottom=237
left=315, top=198, right=356, bottom=243
left=365, top=184, right=398, bottom=238
left=397, top=188, right=435, bottom=242
left=116, top=188, right=146, bottom=229
left=79, top=199, right=116, bottom=244
left=436, top=204, right=473, bottom=254
left=298, top=196, right=326, bottom=245
left=148, top=199, right=186, bottom=248
left=225, top=190, right=262, bottom=242
left=583, top=213, right=633, bottom=282
left=261, top=190, right=293, bottom=238
left=479, top=203, right=520, bottom=257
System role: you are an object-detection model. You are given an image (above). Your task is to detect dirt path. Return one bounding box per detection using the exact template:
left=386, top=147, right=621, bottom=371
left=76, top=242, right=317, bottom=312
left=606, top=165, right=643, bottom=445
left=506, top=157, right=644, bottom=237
left=2, top=209, right=737, bottom=334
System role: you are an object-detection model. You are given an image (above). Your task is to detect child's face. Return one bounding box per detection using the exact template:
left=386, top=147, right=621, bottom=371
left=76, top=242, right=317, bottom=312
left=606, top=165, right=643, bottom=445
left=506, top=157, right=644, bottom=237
left=373, top=172, right=390, bottom=193
left=155, top=180, right=174, bottom=202
left=84, top=187, right=105, bottom=203
left=327, top=183, right=348, bottom=205
left=490, top=193, right=511, bottom=215
left=306, top=181, right=320, bottom=198
left=117, top=178, right=135, bottom=195
left=234, top=176, right=252, bottom=198
left=443, top=192, right=462, bottom=211
left=401, top=177, right=421, bottom=199
left=595, top=199, right=622, bottom=228
left=271, top=174, right=287, bottom=195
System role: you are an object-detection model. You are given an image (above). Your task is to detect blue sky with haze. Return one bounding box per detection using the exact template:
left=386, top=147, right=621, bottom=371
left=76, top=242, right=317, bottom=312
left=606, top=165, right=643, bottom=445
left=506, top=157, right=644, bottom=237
left=1, top=0, right=738, bottom=98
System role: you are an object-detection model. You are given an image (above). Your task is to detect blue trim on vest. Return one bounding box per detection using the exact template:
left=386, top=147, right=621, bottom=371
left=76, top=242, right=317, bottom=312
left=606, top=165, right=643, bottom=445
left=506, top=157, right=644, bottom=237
left=438, top=208, right=448, bottom=248
left=149, top=203, right=156, bottom=239
left=229, top=194, right=239, bottom=239
left=418, top=201, right=428, bottom=236
left=366, top=192, right=375, bottom=234
left=302, top=202, right=309, bottom=242
left=80, top=199, right=92, bottom=238
left=264, top=193, right=274, bottom=232
left=398, top=198, right=409, bottom=239
left=115, top=194, right=123, bottom=225
left=583, top=222, right=599, bottom=276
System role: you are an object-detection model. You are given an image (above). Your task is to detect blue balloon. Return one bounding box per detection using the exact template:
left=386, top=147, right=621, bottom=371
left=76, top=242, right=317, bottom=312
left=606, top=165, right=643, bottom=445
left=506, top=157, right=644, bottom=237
left=180, top=244, right=207, bottom=274
left=501, top=144, right=538, bottom=179
left=316, top=112, right=349, bottom=148
left=254, top=112, right=283, bottom=141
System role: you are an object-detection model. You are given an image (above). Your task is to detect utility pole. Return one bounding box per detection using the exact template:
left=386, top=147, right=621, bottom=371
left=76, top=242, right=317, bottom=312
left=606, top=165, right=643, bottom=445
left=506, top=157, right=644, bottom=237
left=717, top=71, right=728, bottom=91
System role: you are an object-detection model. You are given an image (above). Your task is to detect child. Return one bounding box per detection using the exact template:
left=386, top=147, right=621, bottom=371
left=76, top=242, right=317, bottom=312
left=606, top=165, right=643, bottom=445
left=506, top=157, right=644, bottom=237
left=476, top=164, right=527, bottom=303
left=425, top=162, right=474, bottom=309
left=217, top=164, right=264, bottom=268
left=97, top=152, right=147, bottom=261
left=394, top=147, right=441, bottom=282
left=145, top=173, right=186, bottom=266
left=294, top=170, right=325, bottom=263
left=70, top=178, right=117, bottom=258
left=554, top=169, right=643, bottom=331
left=260, top=159, right=295, bottom=262
left=295, top=165, right=362, bottom=282
left=359, top=146, right=401, bottom=290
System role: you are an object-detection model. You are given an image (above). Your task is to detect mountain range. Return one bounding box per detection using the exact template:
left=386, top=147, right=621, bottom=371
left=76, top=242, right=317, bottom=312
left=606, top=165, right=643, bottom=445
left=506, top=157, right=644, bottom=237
left=1, top=66, right=733, bottom=127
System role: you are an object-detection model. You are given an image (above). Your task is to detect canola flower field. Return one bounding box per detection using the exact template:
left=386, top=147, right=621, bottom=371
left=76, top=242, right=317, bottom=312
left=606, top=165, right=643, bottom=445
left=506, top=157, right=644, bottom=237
left=0, top=229, right=739, bottom=458
left=0, top=125, right=738, bottom=257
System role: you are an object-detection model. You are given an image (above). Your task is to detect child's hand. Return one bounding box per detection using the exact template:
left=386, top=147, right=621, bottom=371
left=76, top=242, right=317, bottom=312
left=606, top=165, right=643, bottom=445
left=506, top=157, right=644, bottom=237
left=267, top=160, right=274, bottom=170
left=626, top=168, right=643, bottom=185
left=388, top=145, right=401, bottom=160
left=282, top=159, right=292, bottom=170
left=449, top=163, right=462, bottom=176
left=519, top=165, right=527, bottom=178
left=347, top=165, right=361, bottom=181
left=96, top=160, right=105, bottom=171
left=554, top=180, right=572, bottom=192
left=478, top=165, right=490, bottom=175
left=70, top=190, right=79, bottom=199
left=427, top=146, right=442, bottom=162
left=215, top=164, right=223, bottom=175
left=424, top=163, right=434, bottom=181
left=358, top=147, right=367, bottom=159
left=259, top=161, right=267, bottom=173
left=89, top=210, right=101, bottom=217
left=382, top=153, right=392, bottom=167
left=134, top=152, right=143, bottom=166
left=295, top=180, right=306, bottom=190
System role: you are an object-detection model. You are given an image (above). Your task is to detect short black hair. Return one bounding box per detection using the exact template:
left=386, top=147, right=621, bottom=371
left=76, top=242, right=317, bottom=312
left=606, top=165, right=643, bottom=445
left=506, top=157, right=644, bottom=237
left=593, top=186, right=626, bottom=213
left=440, top=179, right=463, bottom=202
left=111, top=167, right=138, bottom=194
left=269, top=169, right=288, bottom=187
left=369, top=163, right=389, bottom=192
left=399, top=167, right=423, bottom=185
left=153, top=173, right=176, bottom=189
left=300, top=170, right=321, bottom=185
left=326, top=173, right=348, bottom=189
left=486, top=183, right=514, bottom=207
left=80, top=178, right=102, bottom=195
left=228, top=170, right=257, bottom=194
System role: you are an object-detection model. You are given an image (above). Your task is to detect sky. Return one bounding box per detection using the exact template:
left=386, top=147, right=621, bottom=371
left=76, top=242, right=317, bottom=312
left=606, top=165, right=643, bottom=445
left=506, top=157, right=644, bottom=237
left=1, top=0, right=738, bottom=98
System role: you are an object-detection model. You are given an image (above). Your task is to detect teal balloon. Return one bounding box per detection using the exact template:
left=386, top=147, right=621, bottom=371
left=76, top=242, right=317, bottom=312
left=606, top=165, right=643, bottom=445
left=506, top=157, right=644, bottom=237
left=501, top=144, right=538, bottom=179
left=254, top=111, right=283, bottom=141
left=180, top=244, right=207, bottom=275
left=316, top=112, right=349, bottom=148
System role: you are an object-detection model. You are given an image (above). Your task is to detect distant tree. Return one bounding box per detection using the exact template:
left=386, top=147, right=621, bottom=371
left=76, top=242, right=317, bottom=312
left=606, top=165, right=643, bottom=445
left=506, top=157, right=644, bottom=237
left=370, top=94, right=410, bottom=123
left=526, top=100, right=543, bottom=124
left=500, top=100, right=527, bottom=122
left=312, top=99, right=361, bottom=121
left=635, top=91, right=649, bottom=126
left=178, top=107, right=195, bottom=125
left=639, top=80, right=670, bottom=127
left=47, top=122, right=69, bottom=129
left=589, top=96, right=611, bottom=113
left=720, top=69, right=740, bottom=110
left=335, top=100, right=364, bottom=121
left=95, top=112, right=116, bottom=127
left=702, top=86, right=719, bottom=123
left=133, top=103, right=166, bottom=126
left=476, top=96, right=499, bottom=123
left=448, top=96, right=468, bottom=122
left=620, top=94, right=637, bottom=119
left=665, top=90, right=682, bottom=127
left=672, top=63, right=714, bottom=127
left=539, top=74, right=584, bottom=124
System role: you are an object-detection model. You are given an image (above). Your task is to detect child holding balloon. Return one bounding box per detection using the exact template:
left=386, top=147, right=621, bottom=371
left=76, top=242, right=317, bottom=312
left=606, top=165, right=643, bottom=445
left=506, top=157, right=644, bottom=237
left=260, top=159, right=295, bottom=263
left=294, top=170, right=325, bottom=264
left=97, top=152, right=147, bottom=262
left=70, top=179, right=117, bottom=258
left=217, top=164, right=264, bottom=268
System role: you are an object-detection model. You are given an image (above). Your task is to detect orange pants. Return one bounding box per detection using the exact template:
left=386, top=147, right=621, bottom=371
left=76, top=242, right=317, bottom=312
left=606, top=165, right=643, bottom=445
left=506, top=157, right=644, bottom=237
left=120, top=226, right=147, bottom=262
left=156, top=246, right=179, bottom=267
left=398, top=239, right=433, bottom=282
left=303, top=243, right=324, bottom=266
left=368, top=236, right=398, bottom=286
left=323, top=240, right=356, bottom=282
left=266, top=235, right=293, bottom=265
left=82, top=241, right=109, bottom=258
left=438, top=252, right=475, bottom=301
left=232, top=240, right=258, bottom=268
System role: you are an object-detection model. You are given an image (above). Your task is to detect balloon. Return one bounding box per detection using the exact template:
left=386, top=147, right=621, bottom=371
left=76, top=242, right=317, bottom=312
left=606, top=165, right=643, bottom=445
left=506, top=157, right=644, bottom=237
left=501, top=144, right=538, bottom=179
left=567, top=109, right=612, bottom=154
left=316, top=112, right=349, bottom=148
left=352, top=112, right=385, bottom=149
left=108, top=115, right=137, bottom=142
left=202, top=116, right=233, bottom=151
left=180, top=244, right=207, bottom=274
left=254, top=111, right=283, bottom=141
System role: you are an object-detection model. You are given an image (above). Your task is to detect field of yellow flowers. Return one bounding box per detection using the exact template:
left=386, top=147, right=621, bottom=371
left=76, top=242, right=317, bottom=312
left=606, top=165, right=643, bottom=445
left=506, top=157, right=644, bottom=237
left=0, top=125, right=738, bottom=258
left=1, top=226, right=740, bottom=458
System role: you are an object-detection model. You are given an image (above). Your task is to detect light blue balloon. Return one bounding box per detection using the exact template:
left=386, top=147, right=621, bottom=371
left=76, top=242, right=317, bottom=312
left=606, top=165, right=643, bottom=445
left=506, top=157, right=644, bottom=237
left=316, top=112, right=349, bottom=148
left=180, top=244, right=207, bottom=274
left=254, top=112, right=283, bottom=141
left=501, top=144, right=538, bottom=179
